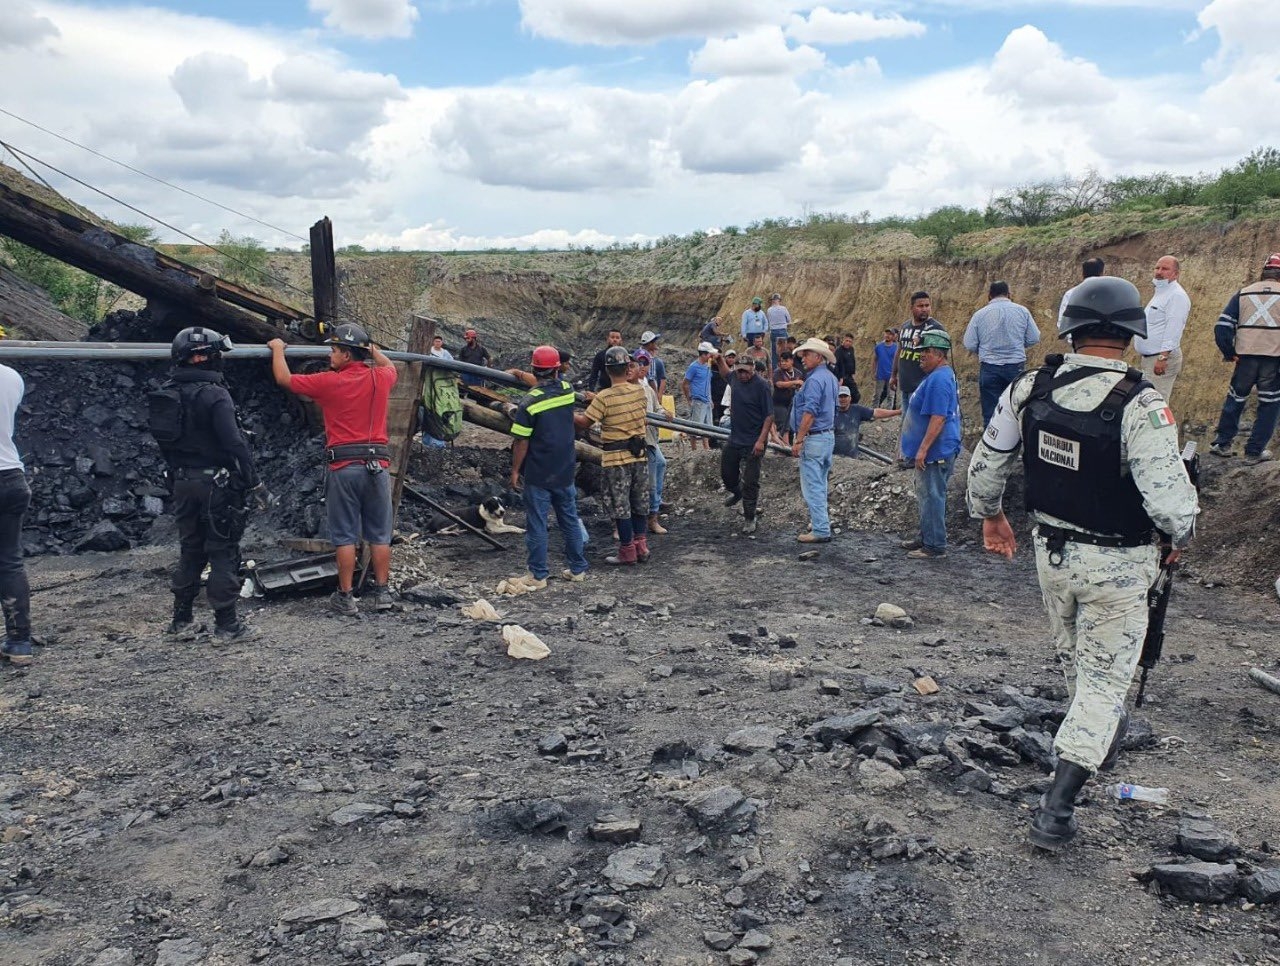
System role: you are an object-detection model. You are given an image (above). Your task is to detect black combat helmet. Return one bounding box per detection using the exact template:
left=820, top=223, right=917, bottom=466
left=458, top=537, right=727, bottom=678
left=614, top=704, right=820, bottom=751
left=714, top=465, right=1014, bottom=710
left=1059, top=277, right=1147, bottom=341
left=171, top=326, right=233, bottom=363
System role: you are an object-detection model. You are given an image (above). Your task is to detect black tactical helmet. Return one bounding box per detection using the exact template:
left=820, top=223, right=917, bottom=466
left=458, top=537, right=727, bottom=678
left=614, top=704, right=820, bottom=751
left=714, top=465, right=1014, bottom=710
left=604, top=345, right=631, bottom=370
left=324, top=322, right=372, bottom=349
left=1060, top=277, right=1147, bottom=341
left=171, top=326, right=233, bottom=362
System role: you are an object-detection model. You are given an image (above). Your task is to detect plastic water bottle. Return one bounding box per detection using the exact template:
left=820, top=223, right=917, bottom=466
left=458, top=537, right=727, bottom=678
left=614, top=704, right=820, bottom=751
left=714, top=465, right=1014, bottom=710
left=1108, top=783, right=1169, bottom=804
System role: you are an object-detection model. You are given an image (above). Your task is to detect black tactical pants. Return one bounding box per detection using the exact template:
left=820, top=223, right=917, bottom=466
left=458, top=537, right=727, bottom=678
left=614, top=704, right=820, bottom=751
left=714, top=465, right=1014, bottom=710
left=720, top=443, right=763, bottom=519
left=171, top=479, right=246, bottom=611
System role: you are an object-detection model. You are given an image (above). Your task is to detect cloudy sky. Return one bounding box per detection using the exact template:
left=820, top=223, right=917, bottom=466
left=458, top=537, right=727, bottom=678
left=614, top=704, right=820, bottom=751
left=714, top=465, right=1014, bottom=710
left=0, top=0, right=1271, bottom=250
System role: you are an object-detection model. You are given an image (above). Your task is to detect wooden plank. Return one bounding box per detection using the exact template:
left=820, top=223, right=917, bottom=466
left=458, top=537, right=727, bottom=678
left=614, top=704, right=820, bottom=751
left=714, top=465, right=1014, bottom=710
left=310, top=218, right=337, bottom=333
left=386, top=316, right=432, bottom=518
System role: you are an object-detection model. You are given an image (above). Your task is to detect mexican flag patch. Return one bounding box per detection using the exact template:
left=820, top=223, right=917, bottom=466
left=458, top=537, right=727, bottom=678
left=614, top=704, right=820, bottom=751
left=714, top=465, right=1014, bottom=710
left=1148, top=407, right=1176, bottom=429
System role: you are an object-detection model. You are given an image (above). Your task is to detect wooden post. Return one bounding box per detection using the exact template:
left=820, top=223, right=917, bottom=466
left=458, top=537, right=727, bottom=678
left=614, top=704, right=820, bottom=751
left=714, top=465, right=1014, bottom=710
left=386, top=316, right=433, bottom=519
left=309, top=217, right=337, bottom=337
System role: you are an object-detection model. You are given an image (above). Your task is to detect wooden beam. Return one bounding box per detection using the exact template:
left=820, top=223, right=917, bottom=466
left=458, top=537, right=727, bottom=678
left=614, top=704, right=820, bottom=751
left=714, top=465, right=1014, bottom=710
left=309, top=217, right=337, bottom=335
left=461, top=399, right=602, bottom=464
left=0, top=182, right=300, bottom=342
left=387, top=316, right=432, bottom=517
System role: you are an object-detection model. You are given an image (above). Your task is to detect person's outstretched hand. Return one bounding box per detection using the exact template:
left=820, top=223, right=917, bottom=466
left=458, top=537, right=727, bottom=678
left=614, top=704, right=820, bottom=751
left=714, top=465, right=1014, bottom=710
left=983, top=512, right=1017, bottom=559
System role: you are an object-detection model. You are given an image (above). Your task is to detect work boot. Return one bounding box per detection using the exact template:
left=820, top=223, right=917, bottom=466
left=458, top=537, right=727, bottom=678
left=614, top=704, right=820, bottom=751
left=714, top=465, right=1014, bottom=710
left=900, top=537, right=924, bottom=551
left=634, top=535, right=651, bottom=563
left=166, top=596, right=197, bottom=636
left=1, top=639, right=33, bottom=666
left=562, top=569, right=587, bottom=582
left=647, top=513, right=668, bottom=535
left=797, top=532, right=832, bottom=544
left=1208, top=442, right=1234, bottom=458
left=370, top=583, right=396, bottom=611
left=510, top=574, right=548, bottom=592
left=1244, top=449, right=1274, bottom=466
left=742, top=516, right=758, bottom=535
left=1029, top=760, right=1091, bottom=851
left=1098, top=709, right=1130, bottom=773
left=329, top=590, right=359, bottom=617
left=213, top=607, right=255, bottom=642
left=724, top=490, right=742, bottom=507
left=605, top=542, right=638, bottom=566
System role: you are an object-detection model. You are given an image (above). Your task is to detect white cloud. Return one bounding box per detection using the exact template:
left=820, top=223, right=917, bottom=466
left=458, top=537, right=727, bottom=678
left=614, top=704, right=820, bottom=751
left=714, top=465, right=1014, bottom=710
left=431, top=87, right=670, bottom=190
left=308, top=0, right=419, bottom=39
left=672, top=79, right=820, bottom=174
left=358, top=221, right=651, bottom=251
left=518, top=0, right=785, bottom=45
left=0, top=1, right=58, bottom=48
left=987, top=25, right=1115, bottom=107
left=690, top=27, right=825, bottom=77
left=785, top=8, right=925, bottom=45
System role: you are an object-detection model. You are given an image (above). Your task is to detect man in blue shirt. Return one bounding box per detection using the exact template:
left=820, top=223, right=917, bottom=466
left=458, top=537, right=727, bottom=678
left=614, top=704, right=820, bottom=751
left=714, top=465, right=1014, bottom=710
left=789, top=337, right=840, bottom=543
left=901, top=330, right=962, bottom=559
left=682, top=342, right=716, bottom=450
left=741, top=297, right=768, bottom=343
left=874, top=329, right=898, bottom=406
left=509, top=345, right=588, bottom=587
left=962, top=280, right=1041, bottom=426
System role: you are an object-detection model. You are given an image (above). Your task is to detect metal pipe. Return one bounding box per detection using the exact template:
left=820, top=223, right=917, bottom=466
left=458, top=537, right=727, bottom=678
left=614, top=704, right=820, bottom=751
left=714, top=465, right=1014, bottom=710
left=648, top=411, right=893, bottom=464
left=0, top=340, right=530, bottom=389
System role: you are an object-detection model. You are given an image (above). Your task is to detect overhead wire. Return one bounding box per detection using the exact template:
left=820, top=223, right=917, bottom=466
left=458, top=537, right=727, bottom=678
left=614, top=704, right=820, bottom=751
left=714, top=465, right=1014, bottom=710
left=0, top=106, right=309, bottom=242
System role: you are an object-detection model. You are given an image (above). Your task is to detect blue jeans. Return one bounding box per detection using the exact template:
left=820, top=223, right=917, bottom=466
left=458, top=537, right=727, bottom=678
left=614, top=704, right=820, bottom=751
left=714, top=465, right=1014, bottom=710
left=915, top=456, right=956, bottom=552
left=1213, top=356, right=1280, bottom=457
left=979, top=362, right=1025, bottom=426
left=523, top=484, right=588, bottom=579
left=647, top=444, right=666, bottom=514
left=798, top=432, right=835, bottom=537
left=771, top=331, right=787, bottom=368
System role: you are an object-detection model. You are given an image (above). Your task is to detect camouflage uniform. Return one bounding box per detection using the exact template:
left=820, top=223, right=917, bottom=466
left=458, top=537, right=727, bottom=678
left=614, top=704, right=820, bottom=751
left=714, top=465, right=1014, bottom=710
left=966, top=354, right=1198, bottom=772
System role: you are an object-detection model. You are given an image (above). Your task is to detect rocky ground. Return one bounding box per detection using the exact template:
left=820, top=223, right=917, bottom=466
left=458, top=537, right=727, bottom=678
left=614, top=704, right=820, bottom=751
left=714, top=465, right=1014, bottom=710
left=3, top=438, right=1279, bottom=966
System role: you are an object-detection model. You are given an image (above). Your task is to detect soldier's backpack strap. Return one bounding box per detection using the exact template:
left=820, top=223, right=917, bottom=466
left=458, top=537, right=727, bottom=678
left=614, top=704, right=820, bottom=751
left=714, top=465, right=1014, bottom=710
left=1095, top=367, right=1150, bottom=424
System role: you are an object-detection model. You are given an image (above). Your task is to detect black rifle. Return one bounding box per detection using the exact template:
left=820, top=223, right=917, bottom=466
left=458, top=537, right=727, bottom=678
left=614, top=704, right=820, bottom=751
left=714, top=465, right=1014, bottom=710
left=1135, top=442, right=1199, bottom=708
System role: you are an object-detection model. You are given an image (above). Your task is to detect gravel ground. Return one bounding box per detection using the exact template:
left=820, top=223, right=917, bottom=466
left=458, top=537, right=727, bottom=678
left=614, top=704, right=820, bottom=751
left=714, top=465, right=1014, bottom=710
left=2, top=444, right=1279, bottom=966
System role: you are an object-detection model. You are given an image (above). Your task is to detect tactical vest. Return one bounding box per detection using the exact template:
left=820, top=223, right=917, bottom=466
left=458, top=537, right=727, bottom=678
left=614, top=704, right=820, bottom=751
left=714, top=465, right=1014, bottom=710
left=1234, top=279, right=1280, bottom=357
left=1019, top=359, right=1155, bottom=538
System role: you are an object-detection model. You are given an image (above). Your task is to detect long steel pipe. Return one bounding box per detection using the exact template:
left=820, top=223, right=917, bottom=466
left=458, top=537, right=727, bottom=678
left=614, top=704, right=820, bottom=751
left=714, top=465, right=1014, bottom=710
left=0, top=340, right=530, bottom=389
left=650, top=411, right=894, bottom=464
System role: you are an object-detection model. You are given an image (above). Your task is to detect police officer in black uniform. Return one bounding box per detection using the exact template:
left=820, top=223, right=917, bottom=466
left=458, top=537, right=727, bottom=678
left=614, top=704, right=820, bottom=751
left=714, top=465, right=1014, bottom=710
left=152, top=327, right=262, bottom=640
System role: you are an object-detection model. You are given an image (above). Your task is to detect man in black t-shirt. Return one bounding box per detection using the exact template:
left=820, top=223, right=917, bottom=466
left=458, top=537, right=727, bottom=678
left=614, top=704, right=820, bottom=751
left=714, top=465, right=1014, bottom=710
left=457, top=328, right=492, bottom=386
left=714, top=353, right=775, bottom=533
left=588, top=329, right=624, bottom=391
left=771, top=351, right=804, bottom=443
left=890, top=291, right=943, bottom=410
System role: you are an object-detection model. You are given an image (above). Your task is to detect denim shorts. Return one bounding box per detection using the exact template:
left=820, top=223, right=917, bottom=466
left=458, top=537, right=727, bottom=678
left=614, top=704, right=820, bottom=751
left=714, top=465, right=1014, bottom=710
left=326, top=464, right=393, bottom=546
left=690, top=399, right=713, bottom=425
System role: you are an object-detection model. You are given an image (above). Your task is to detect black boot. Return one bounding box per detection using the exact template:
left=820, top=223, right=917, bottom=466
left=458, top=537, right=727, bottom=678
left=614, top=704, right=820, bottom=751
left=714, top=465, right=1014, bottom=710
left=1029, top=760, right=1091, bottom=851
left=213, top=606, right=253, bottom=642
left=166, top=596, right=197, bottom=636
left=1098, top=709, right=1130, bottom=773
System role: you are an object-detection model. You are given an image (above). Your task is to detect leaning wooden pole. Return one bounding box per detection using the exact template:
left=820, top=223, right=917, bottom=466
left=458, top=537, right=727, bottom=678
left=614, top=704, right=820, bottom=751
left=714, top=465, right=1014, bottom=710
left=460, top=400, right=602, bottom=464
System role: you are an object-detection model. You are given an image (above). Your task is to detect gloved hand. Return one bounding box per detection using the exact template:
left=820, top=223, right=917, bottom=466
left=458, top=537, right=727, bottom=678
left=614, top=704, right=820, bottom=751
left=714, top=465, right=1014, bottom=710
left=249, top=483, right=275, bottom=511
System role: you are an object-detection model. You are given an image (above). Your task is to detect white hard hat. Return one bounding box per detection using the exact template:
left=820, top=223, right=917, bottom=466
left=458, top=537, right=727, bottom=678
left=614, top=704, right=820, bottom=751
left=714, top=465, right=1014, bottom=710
left=697, top=341, right=715, bottom=354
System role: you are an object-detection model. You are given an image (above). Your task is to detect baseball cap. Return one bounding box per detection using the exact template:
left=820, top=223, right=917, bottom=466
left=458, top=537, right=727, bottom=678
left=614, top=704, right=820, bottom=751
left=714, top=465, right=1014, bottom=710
left=735, top=355, right=755, bottom=370
left=632, top=349, right=651, bottom=364
left=838, top=386, right=852, bottom=397
left=770, top=293, right=782, bottom=300
left=751, top=296, right=763, bottom=306
left=640, top=330, right=661, bottom=345
left=697, top=341, right=715, bottom=354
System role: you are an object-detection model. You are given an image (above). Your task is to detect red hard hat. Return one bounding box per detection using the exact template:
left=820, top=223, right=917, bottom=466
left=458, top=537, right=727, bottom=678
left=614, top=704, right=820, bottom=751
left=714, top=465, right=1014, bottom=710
left=531, top=345, right=560, bottom=369
left=1265, top=253, right=1280, bottom=270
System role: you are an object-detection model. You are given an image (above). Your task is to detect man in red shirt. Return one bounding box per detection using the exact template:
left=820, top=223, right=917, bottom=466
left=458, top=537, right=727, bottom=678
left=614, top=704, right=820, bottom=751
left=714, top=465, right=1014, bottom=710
left=268, top=324, right=398, bottom=616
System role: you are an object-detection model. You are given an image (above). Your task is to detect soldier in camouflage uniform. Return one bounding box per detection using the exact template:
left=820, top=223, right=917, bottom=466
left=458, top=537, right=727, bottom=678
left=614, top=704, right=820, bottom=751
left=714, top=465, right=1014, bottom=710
left=965, top=276, right=1198, bottom=851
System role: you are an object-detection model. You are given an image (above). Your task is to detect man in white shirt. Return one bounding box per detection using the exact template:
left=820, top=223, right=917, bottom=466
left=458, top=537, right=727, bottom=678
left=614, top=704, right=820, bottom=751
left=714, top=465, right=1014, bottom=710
left=0, top=364, right=33, bottom=666
left=1134, top=255, right=1191, bottom=404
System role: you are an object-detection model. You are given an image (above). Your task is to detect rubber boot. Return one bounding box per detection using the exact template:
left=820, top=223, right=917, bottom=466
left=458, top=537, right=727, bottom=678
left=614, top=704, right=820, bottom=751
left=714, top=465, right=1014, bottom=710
left=605, top=541, right=637, bottom=566
left=1029, top=760, right=1091, bottom=851
left=647, top=513, right=668, bottom=535
left=1098, top=709, right=1129, bottom=773
left=634, top=535, right=651, bottom=563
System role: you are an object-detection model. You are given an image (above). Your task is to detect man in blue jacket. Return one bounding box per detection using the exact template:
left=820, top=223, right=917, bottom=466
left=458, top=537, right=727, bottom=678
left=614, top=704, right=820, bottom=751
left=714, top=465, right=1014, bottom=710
left=901, top=330, right=961, bottom=559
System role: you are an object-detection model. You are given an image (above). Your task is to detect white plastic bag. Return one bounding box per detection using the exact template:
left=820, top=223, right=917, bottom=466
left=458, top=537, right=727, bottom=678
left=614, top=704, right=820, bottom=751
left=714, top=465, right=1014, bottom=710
left=503, top=624, right=550, bottom=660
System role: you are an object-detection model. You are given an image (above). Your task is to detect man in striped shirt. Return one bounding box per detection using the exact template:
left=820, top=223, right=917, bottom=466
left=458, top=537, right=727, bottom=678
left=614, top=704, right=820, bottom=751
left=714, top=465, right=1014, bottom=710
left=576, top=346, right=651, bottom=566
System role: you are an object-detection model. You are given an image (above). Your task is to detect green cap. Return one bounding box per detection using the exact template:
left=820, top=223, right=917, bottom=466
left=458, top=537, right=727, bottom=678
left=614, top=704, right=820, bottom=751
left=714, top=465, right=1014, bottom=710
left=752, top=296, right=763, bottom=305
left=920, top=330, right=952, bottom=350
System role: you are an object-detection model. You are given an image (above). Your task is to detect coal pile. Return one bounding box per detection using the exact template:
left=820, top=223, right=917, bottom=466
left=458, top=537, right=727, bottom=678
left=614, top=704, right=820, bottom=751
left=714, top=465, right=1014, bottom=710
left=14, top=311, right=347, bottom=555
